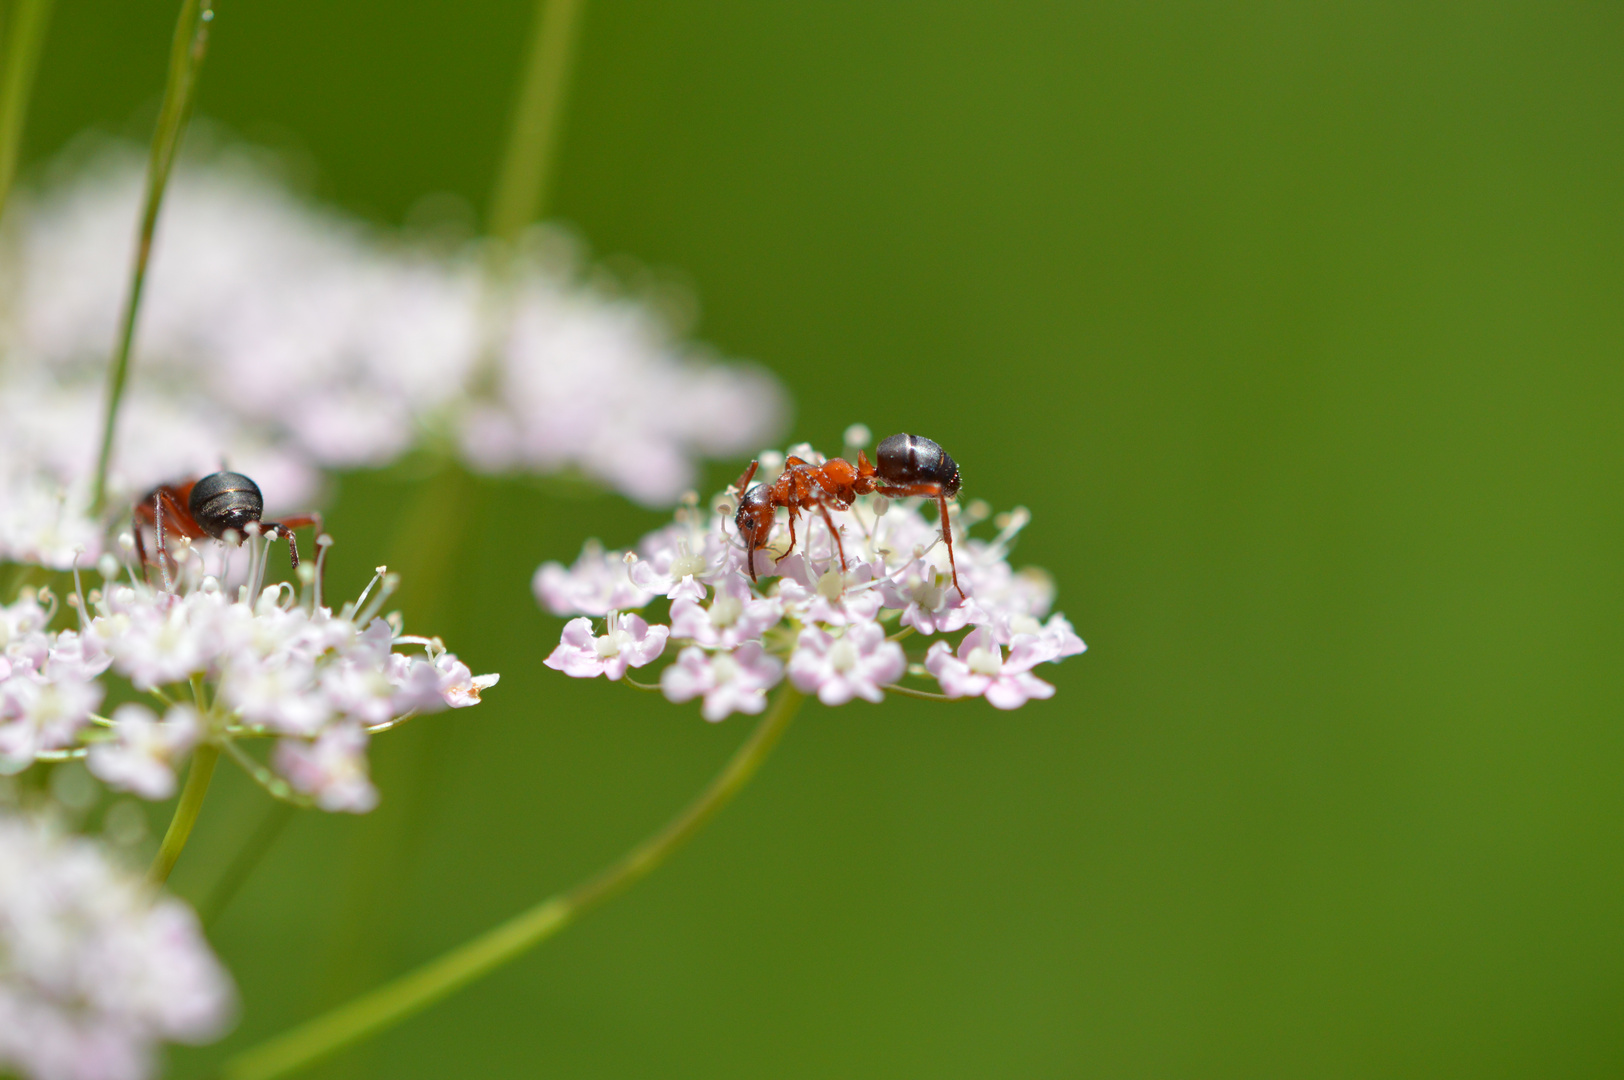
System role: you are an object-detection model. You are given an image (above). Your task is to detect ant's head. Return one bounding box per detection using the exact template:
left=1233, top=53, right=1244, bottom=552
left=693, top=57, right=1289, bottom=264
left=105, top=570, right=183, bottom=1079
left=876, top=433, right=961, bottom=499
left=734, top=484, right=775, bottom=546
left=733, top=484, right=776, bottom=577
left=188, top=471, right=265, bottom=540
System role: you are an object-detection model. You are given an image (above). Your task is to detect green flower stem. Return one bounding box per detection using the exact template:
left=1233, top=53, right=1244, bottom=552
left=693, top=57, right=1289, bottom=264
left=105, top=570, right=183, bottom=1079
left=90, top=0, right=215, bottom=514
left=487, top=0, right=586, bottom=245
left=0, top=0, right=55, bottom=223
left=149, top=742, right=220, bottom=885
left=221, top=685, right=805, bottom=1080
left=882, top=683, right=963, bottom=703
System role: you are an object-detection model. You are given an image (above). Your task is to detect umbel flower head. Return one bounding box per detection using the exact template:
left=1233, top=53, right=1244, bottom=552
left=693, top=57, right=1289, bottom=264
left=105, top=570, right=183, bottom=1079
left=0, top=810, right=235, bottom=1080
left=0, top=529, right=497, bottom=813
left=0, top=141, right=786, bottom=567
left=539, top=432, right=1085, bottom=717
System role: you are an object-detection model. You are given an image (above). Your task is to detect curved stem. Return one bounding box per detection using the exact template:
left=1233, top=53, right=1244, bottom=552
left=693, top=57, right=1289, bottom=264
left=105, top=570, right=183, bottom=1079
left=91, top=0, right=215, bottom=514
left=221, top=686, right=805, bottom=1080
left=0, top=0, right=55, bottom=224
left=149, top=742, right=220, bottom=884
left=487, top=0, right=585, bottom=245
left=882, top=683, right=961, bottom=703
left=221, top=737, right=314, bottom=808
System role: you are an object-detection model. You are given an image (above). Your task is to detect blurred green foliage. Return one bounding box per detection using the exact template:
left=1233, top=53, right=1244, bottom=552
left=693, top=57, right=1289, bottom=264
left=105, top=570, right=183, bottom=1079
left=16, top=1, right=1624, bottom=1076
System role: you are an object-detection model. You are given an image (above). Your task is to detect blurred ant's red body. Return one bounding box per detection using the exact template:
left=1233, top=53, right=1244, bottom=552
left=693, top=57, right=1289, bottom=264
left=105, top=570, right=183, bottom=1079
left=132, top=471, right=322, bottom=578
left=733, top=433, right=964, bottom=597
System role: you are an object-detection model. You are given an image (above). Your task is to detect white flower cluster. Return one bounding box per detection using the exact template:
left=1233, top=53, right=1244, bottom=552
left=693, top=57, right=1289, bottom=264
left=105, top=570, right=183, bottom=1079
left=538, top=439, right=1085, bottom=718
left=0, top=536, right=496, bottom=812
left=0, top=811, right=234, bottom=1080
left=0, top=142, right=785, bottom=566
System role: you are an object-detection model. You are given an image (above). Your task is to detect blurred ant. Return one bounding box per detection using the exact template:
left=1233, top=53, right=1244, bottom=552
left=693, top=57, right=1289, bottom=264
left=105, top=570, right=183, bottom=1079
left=132, top=471, right=322, bottom=581
left=732, top=432, right=963, bottom=597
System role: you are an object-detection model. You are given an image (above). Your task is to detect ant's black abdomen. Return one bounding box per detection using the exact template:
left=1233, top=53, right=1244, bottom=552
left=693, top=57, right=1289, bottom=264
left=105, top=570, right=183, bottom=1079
left=875, top=433, right=961, bottom=498
left=188, top=471, right=265, bottom=539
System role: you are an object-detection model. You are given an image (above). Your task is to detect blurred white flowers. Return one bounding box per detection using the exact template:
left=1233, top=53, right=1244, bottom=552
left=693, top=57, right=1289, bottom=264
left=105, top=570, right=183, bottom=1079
left=86, top=703, right=200, bottom=800
left=0, top=811, right=234, bottom=1080
left=0, top=141, right=786, bottom=567
left=538, top=435, right=1086, bottom=717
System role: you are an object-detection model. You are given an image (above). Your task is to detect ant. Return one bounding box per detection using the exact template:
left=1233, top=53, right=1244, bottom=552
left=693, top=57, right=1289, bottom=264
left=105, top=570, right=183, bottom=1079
left=732, top=432, right=964, bottom=597
left=132, top=471, right=322, bottom=580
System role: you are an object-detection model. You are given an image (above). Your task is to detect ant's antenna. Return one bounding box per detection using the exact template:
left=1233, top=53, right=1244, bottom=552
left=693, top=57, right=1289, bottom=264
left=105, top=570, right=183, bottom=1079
left=154, top=492, right=173, bottom=593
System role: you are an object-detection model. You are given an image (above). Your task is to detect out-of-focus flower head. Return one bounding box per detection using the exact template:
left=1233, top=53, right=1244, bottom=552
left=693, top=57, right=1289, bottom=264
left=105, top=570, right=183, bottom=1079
left=538, top=430, right=1086, bottom=718
left=0, top=528, right=497, bottom=814
left=0, top=138, right=786, bottom=566
left=0, top=810, right=235, bottom=1080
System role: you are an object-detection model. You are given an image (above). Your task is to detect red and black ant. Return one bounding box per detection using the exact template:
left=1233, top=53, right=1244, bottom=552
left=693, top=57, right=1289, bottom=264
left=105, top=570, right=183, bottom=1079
left=132, top=471, right=322, bottom=579
left=732, top=432, right=964, bottom=597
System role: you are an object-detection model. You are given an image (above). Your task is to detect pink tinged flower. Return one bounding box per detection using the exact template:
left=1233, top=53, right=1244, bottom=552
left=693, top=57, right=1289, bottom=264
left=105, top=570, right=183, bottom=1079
left=320, top=659, right=397, bottom=726
left=925, top=627, right=1056, bottom=710
left=958, top=553, right=1057, bottom=636
left=219, top=656, right=330, bottom=736
left=274, top=724, right=378, bottom=813
left=432, top=652, right=500, bottom=707
left=533, top=541, right=653, bottom=616
left=0, top=670, right=104, bottom=769
left=43, top=630, right=112, bottom=682
left=1026, top=613, right=1087, bottom=664
left=544, top=613, right=669, bottom=680
left=660, top=643, right=784, bottom=722
left=385, top=654, right=447, bottom=715
left=880, top=560, right=977, bottom=635
left=87, top=704, right=201, bottom=800
left=387, top=652, right=500, bottom=713
left=102, top=596, right=209, bottom=691
left=775, top=558, right=885, bottom=627
left=787, top=622, right=905, bottom=706
left=627, top=557, right=707, bottom=603
left=628, top=522, right=719, bottom=601
left=668, top=573, right=782, bottom=649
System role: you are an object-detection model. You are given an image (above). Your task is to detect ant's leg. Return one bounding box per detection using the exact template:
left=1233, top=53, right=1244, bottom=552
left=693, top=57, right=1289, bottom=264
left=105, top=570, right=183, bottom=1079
left=877, top=482, right=963, bottom=598
left=733, top=461, right=759, bottom=495
left=937, top=492, right=963, bottom=599
left=275, top=513, right=322, bottom=532
left=274, top=512, right=324, bottom=572
left=816, top=503, right=848, bottom=576
left=153, top=492, right=173, bottom=591
left=161, top=489, right=211, bottom=585
left=777, top=506, right=799, bottom=565
left=263, top=513, right=323, bottom=573
left=132, top=516, right=151, bottom=582
left=260, top=522, right=300, bottom=571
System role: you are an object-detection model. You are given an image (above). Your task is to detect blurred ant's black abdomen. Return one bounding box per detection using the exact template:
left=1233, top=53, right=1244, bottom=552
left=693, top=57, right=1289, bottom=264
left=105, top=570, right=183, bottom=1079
left=187, top=471, right=265, bottom=540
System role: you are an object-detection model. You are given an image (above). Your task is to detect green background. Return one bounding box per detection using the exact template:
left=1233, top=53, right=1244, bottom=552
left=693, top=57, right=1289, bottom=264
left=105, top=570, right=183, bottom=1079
left=18, top=1, right=1624, bottom=1076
